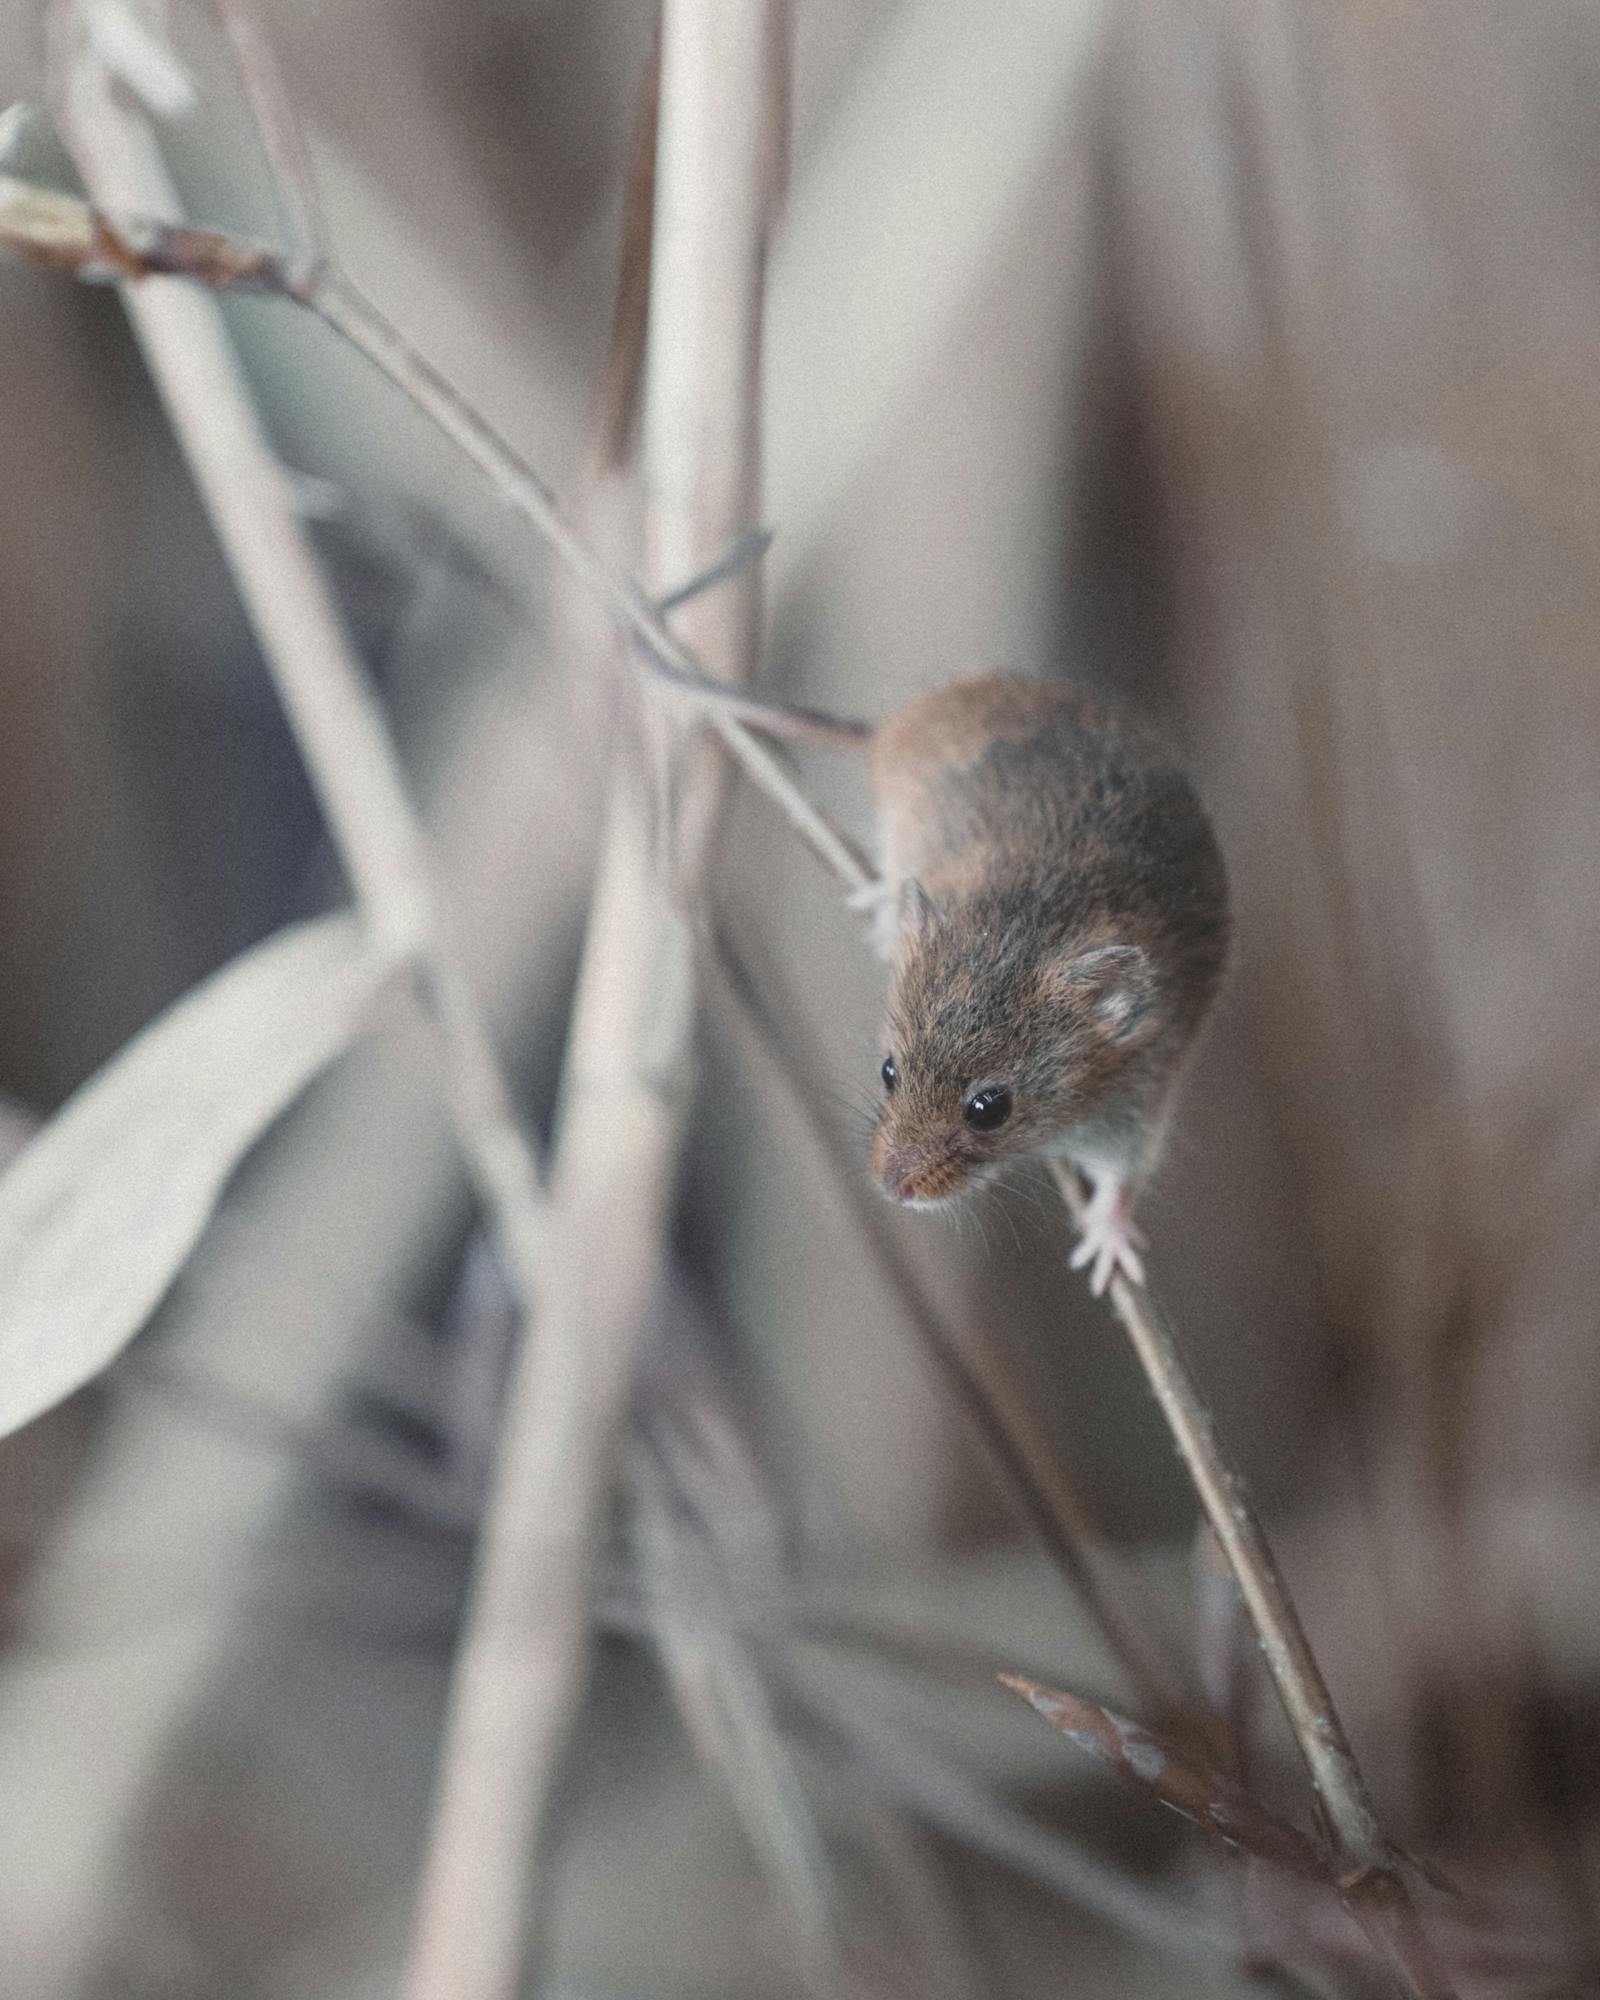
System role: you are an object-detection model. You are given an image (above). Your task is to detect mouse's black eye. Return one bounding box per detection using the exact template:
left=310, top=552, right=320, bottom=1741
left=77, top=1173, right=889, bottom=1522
left=962, top=1085, right=1012, bottom=1131
left=881, top=1055, right=898, bottom=1094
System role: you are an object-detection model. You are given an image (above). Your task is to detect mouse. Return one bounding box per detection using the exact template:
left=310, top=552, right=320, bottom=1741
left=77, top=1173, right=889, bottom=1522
left=652, top=661, right=1230, bottom=1292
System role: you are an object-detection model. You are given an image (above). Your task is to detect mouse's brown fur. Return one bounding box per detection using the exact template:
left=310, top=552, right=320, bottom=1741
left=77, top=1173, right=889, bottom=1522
left=867, top=675, right=1229, bottom=1216
left=648, top=648, right=1227, bottom=1274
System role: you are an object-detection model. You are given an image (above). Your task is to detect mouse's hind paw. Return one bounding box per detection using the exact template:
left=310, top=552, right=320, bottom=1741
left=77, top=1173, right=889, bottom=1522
left=1069, top=1175, right=1147, bottom=1295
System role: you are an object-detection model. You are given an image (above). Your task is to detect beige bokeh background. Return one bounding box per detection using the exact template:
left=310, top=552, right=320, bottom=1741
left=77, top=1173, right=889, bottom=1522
left=0, top=0, right=1597, bottom=1992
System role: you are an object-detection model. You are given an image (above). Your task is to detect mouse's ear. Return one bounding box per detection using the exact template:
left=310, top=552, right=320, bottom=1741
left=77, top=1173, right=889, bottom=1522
left=1051, top=943, right=1156, bottom=1044
left=899, top=878, right=940, bottom=941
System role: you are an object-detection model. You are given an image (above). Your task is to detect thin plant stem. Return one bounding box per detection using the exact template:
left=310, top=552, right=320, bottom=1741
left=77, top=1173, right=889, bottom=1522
left=1049, top=1161, right=1455, bottom=2000
left=0, top=154, right=874, bottom=893
left=308, top=272, right=874, bottom=892
left=210, top=0, right=330, bottom=274
left=398, top=7, right=794, bottom=1995
left=631, top=1432, right=849, bottom=1992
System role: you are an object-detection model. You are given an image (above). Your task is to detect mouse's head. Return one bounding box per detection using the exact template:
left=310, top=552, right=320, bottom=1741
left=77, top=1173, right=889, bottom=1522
left=870, top=883, right=1160, bottom=1208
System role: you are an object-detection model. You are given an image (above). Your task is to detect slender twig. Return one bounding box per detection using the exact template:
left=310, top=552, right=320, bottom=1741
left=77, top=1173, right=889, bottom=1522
left=0, top=175, right=874, bottom=893
left=55, top=42, right=549, bottom=1321
left=221, top=0, right=872, bottom=882
left=210, top=0, right=331, bottom=275
left=1050, top=1161, right=1454, bottom=2000
left=1192, top=1520, right=1258, bottom=1781
left=655, top=524, right=774, bottom=613
left=309, top=273, right=874, bottom=890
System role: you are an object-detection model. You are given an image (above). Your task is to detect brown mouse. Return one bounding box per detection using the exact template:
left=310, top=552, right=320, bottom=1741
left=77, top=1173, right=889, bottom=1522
left=653, top=662, right=1229, bottom=1291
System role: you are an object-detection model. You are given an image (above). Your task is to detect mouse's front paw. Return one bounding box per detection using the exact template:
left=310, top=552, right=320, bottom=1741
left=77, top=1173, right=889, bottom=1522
left=1069, top=1177, right=1147, bottom=1295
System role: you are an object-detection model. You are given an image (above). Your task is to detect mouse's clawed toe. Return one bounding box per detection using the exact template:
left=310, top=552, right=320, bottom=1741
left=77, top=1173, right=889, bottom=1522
left=1069, top=1174, right=1147, bottom=1295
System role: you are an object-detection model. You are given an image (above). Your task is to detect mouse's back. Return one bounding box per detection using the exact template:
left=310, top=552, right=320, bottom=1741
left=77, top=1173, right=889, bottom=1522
left=869, top=673, right=1228, bottom=1040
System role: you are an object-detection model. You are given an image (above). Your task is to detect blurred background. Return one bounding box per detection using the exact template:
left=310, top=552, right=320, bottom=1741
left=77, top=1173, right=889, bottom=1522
left=1, top=0, right=1599, bottom=1993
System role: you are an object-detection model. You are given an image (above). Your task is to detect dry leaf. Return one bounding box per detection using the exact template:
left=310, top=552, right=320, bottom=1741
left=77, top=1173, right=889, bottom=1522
left=0, top=913, right=395, bottom=1439
left=1000, top=1674, right=1327, bottom=1879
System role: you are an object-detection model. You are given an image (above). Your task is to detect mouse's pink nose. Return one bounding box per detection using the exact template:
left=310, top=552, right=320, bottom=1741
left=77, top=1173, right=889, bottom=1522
left=881, top=1154, right=919, bottom=1204
left=878, top=1142, right=965, bottom=1206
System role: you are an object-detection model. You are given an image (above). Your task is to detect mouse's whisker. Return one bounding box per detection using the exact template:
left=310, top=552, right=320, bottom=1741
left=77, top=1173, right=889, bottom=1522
left=992, top=1167, right=1050, bottom=1223
left=1000, top=1172, right=1054, bottom=1239
left=975, top=1179, right=1024, bottom=1256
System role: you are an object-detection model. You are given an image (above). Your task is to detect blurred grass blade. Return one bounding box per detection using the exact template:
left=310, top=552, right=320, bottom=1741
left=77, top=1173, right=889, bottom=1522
left=1000, top=1674, right=1327, bottom=1879
left=0, top=913, right=393, bottom=1439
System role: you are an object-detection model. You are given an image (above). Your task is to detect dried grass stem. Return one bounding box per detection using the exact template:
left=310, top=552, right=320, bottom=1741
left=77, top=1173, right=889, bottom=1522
left=57, top=50, right=548, bottom=1316
left=1050, top=1162, right=1454, bottom=1999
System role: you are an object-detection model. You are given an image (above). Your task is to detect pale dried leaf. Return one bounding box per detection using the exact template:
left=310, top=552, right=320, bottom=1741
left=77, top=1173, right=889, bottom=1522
left=0, top=913, right=394, bottom=1439
left=0, top=174, right=103, bottom=270
left=1000, top=1674, right=1327, bottom=1879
